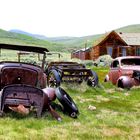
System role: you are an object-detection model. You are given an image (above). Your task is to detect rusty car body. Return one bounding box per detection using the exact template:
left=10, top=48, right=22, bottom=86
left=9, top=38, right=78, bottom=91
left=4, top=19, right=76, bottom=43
left=45, top=53, right=98, bottom=87
left=0, top=43, right=79, bottom=119
left=104, top=56, right=140, bottom=88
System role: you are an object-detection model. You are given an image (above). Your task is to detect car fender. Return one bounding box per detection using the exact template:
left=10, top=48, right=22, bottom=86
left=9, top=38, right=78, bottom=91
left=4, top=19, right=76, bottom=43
left=117, top=76, right=133, bottom=89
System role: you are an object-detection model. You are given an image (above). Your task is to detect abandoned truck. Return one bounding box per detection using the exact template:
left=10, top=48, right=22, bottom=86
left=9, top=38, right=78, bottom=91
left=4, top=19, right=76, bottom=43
left=0, top=43, right=79, bottom=119
left=104, top=56, right=140, bottom=89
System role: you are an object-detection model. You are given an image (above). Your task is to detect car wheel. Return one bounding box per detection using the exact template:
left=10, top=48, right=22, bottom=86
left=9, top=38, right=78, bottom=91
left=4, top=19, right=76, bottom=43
left=47, top=70, right=61, bottom=87
left=55, top=87, right=79, bottom=118
left=87, top=70, right=98, bottom=87
left=118, top=79, right=124, bottom=88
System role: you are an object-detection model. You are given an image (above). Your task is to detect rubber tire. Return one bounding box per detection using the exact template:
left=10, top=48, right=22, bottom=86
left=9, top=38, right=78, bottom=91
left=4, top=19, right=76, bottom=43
left=55, top=87, right=79, bottom=118
left=118, top=79, right=124, bottom=88
left=87, top=70, right=98, bottom=87
left=47, top=69, right=61, bottom=87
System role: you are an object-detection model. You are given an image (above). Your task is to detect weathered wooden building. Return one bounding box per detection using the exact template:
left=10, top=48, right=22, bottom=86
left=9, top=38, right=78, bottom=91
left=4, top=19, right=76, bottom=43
left=72, top=31, right=140, bottom=60
left=71, top=47, right=91, bottom=60
left=91, top=31, right=140, bottom=60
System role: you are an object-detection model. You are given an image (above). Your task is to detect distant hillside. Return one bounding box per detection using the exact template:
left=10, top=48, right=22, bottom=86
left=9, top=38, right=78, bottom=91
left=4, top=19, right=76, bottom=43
left=116, top=24, right=140, bottom=33
left=58, top=24, right=140, bottom=50
left=9, top=29, right=79, bottom=42
left=9, top=29, right=99, bottom=51
left=10, top=29, right=48, bottom=40
left=3, top=24, right=140, bottom=52
left=0, top=29, right=66, bottom=52
left=8, top=29, right=82, bottom=51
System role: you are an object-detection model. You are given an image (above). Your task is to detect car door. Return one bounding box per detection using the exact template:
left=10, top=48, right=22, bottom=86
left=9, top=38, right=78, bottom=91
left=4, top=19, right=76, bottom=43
left=109, top=60, right=120, bottom=85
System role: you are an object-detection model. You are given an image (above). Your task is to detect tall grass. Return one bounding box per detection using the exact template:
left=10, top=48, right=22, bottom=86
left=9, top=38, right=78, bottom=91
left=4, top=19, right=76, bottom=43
left=0, top=51, right=140, bottom=140
left=0, top=82, right=139, bottom=140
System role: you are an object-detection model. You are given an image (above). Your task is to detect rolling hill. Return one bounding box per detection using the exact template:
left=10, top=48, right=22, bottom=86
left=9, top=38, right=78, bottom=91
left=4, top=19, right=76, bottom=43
left=44, top=24, right=140, bottom=50
left=1, top=24, right=140, bottom=52
left=9, top=29, right=103, bottom=50
left=116, top=24, right=140, bottom=33
left=57, top=24, right=140, bottom=50
left=0, top=29, right=64, bottom=52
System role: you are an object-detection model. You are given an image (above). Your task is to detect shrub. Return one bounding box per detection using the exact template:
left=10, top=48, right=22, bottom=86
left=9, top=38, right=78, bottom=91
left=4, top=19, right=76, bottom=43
left=93, top=55, right=113, bottom=67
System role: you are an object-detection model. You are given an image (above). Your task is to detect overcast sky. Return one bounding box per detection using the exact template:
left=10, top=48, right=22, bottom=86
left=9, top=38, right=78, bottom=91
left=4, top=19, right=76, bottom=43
left=0, top=0, right=140, bottom=37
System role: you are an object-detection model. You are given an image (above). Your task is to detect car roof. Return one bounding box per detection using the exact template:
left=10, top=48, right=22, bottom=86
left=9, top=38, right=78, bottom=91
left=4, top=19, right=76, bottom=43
left=114, top=56, right=140, bottom=61
left=0, top=43, right=49, bottom=54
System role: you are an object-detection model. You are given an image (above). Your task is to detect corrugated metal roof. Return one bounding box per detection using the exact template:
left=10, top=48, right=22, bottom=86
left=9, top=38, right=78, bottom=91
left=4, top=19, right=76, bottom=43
left=117, top=32, right=140, bottom=45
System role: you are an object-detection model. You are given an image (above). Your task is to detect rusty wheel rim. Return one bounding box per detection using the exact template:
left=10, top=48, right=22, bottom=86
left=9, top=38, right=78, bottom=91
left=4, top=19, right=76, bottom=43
left=88, top=76, right=96, bottom=87
left=48, top=73, right=57, bottom=87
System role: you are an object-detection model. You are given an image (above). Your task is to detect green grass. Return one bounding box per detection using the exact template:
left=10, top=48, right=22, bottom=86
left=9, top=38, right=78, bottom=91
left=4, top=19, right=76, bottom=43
left=0, top=81, right=139, bottom=140
left=0, top=57, right=140, bottom=139
left=0, top=49, right=71, bottom=64
left=0, top=49, right=140, bottom=140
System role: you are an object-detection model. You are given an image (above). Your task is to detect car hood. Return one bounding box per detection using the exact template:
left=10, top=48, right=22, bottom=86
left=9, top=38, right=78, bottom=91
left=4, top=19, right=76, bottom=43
left=0, top=61, right=42, bottom=71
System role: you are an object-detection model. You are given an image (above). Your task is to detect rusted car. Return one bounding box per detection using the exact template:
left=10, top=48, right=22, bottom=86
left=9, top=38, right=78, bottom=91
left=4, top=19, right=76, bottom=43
left=104, top=56, right=140, bottom=89
left=0, top=43, right=79, bottom=119
left=45, top=53, right=98, bottom=87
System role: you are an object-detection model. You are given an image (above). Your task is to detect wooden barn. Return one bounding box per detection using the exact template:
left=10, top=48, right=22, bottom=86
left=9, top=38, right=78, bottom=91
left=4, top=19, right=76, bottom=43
left=71, top=47, right=91, bottom=60
left=91, top=31, right=140, bottom=60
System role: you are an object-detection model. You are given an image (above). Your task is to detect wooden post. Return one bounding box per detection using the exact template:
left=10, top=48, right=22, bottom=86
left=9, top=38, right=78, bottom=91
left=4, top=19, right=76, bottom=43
left=42, top=53, right=46, bottom=69
left=17, top=53, right=20, bottom=62
left=38, top=53, right=40, bottom=61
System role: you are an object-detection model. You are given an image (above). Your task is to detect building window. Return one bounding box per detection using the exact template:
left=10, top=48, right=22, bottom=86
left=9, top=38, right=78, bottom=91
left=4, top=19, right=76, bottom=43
left=122, top=48, right=126, bottom=56
left=107, top=47, right=113, bottom=57
left=136, top=48, right=140, bottom=56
